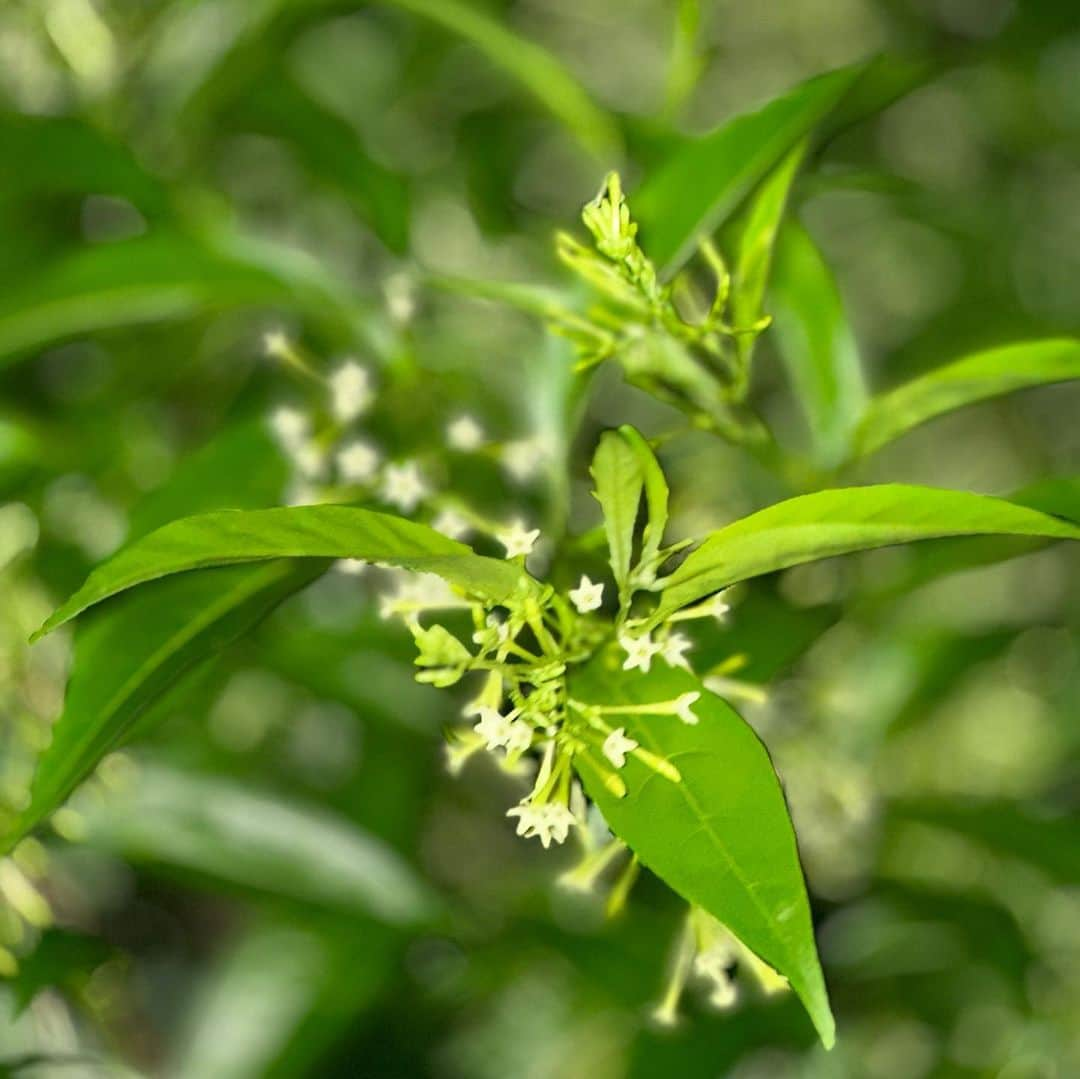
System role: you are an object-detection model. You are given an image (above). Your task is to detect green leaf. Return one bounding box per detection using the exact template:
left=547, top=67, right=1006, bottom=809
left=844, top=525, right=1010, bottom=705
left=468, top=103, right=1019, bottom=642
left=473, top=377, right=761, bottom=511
left=654, top=484, right=1080, bottom=621
left=571, top=657, right=833, bottom=1046
left=724, top=140, right=806, bottom=369
left=768, top=219, right=867, bottom=468
left=618, top=425, right=669, bottom=569
left=75, top=762, right=437, bottom=925
left=590, top=431, right=644, bottom=598
left=854, top=338, right=1080, bottom=456
left=382, top=0, right=620, bottom=158
left=34, top=505, right=531, bottom=641
left=633, top=63, right=865, bottom=277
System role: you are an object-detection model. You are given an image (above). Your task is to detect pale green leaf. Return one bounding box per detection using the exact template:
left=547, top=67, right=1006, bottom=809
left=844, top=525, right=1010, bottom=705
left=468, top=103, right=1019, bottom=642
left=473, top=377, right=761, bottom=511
left=855, top=338, right=1080, bottom=456
left=654, top=484, right=1080, bottom=621
left=618, top=425, right=669, bottom=568
left=590, top=431, right=643, bottom=596
left=768, top=219, right=867, bottom=468
left=571, top=657, right=833, bottom=1046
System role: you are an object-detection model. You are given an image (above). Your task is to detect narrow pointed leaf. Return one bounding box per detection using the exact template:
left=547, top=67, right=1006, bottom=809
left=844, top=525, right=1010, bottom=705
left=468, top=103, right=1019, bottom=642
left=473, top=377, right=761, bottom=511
left=618, top=425, right=669, bottom=567
left=34, top=506, right=531, bottom=641
left=854, top=338, right=1080, bottom=456
left=654, top=484, right=1080, bottom=621
left=769, top=219, right=867, bottom=467
left=571, top=657, right=833, bottom=1046
left=590, top=431, right=644, bottom=596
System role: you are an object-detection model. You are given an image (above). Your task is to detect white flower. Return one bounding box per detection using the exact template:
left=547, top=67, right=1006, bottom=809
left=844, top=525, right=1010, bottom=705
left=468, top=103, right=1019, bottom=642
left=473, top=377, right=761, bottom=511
left=269, top=405, right=309, bottom=450
left=707, top=592, right=731, bottom=621
left=674, top=692, right=700, bottom=725
left=602, top=727, right=638, bottom=768
left=497, top=519, right=540, bottom=559
left=473, top=707, right=513, bottom=750
left=432, top=508, right=469, bottom=540
left=381, top=461, right=428, bottom=512
left=504, top=720, right=534, bottom=755
left=335, top=558, right=367, bottom=576
left=285, top=481, right=320, bottom=507
left=693, top=933, right=739, bottom=1010
left=291, top=441, right=326, bottom=479
left=568, top=575, right=604, bottom=613
left=661, top=632, right=693, bottom=670
left=328, top=361, right=373, bottom=423
left=620, top=632, right=662, bottom=673
left=506, top=801, right=576, bottom=848
left=263, top=328, right=291, bottom=359
left=500, top=435, right=551, bottom=484
left=383, top=272, right=416, bottom=324
left=336, top=439, right=380, bottom=483
left=446, top=415, right=485, bottom=451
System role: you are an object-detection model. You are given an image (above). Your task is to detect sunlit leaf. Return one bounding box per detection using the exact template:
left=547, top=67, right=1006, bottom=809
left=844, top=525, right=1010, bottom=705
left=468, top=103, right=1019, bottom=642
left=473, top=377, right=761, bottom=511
left=590, top=431, right=644, bottom=596
left=35, top=505, right=532, bottom=640
left=654, top=485, right=1080, bottom=621
left=854, top=338, right=1080, bottom=456
left=571, top=656, right=834, bottom=1046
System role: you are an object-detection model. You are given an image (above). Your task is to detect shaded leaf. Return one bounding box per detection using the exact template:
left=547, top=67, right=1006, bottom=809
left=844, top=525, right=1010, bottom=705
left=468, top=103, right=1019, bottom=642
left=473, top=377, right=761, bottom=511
left=769, top=219, right=867, bottom=468
left=855, top=338, right=1080, bottom=456
left=76, top=762, right=437, bottom=925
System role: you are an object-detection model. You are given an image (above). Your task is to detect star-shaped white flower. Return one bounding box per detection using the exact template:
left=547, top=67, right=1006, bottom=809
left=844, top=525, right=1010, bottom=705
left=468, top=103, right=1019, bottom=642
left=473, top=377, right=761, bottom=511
left=707, top=592, right=731, bottom=621
left=381, top=461, right=428, bottom=512
left=602, top=726, right=638, bottom=769
left=472, top=707, right=513, bottom=750
left=674, top=691, right=701, bottom=725
left=661, top=632, right=693, bottom=670
left=336, top=439, right=380, bottom=483
left=432, top=508, right=469, bottom=540
left=446, top=415, right=485, bottom=452
left=504, top=719, right=533, bottom=755
left=497, top=519, right=540, bottom=559
left=620, top=632, right=662, bottom=673
left=328, top=361, right=373, bottom=423
left=568, top=575, right=604, bottom=613
left=268, top=405, right=308, bottom=450
left=291, top=441, right=326, bottom=479
left=506, top=801, right=576, bottom=848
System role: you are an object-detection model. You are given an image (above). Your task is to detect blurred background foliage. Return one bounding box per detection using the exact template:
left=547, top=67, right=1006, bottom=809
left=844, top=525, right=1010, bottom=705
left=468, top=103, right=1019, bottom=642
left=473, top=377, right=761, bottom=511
left=0, top=0, right=1078, bottom=1076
